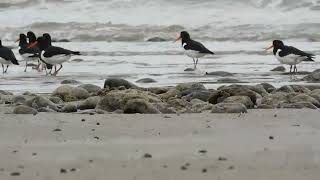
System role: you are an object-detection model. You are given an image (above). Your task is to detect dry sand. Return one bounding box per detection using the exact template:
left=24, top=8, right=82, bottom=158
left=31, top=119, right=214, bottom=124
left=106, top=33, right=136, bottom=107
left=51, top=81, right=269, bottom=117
left=0, top=109, right=320, bottom=180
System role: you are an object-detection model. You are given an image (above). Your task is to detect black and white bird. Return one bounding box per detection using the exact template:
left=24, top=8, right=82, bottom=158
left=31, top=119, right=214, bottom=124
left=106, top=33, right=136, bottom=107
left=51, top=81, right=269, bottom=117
left=17, top=33, right=39, bottom=72
left=266, top=40, right=315, bottom=73
left=175, top=31, right=214, bottom=70
left=0, top=40, right=19, bottom=73
left=29, top=36, right=81, bottom=76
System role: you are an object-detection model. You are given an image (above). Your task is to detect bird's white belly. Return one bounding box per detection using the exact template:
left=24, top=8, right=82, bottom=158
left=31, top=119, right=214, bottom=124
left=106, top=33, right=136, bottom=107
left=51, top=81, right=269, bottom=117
left=0, top=57, right=11, bottom=64
left=275, top=51, right=305, bottom=65
left=20, top=53, right=38, bottom=61
left=185, top=50, right=206, bottom=58
left=41, top=52, right=71, bottom=65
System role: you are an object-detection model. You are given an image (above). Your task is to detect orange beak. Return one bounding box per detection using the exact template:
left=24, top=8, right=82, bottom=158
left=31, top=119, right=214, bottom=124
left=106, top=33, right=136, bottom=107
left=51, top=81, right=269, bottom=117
left=15, top=38, right=20, bottom=43
left=174, top=36, right=182, bottom=43
left=265, top=44, right=274, bottom=51
left=28, top=41, right=38, bottom=49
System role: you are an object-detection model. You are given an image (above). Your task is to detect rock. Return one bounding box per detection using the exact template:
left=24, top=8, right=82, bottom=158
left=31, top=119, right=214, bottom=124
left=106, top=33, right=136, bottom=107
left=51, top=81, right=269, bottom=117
left=0, top=90, right=13, bottom=95
left=78, top=84, right=101, bottom=94
left=96, top=89, right=161, bottom=112
left=136, top=78, right=157, bottom=83
left=244, top=85, right=269, bottom=96
left=152, top=103, right=176, bottom=114
left=259, top=83, right=276, bottom=93
left=304, top=85, right=320, bottom=91
left=271, top=66, right=286, bottom=72
left=217, top=85, right=257, bottom=105
left=147, top=37, right=167, bottom=42
left=62, top=104, right=77, bottom=113
left=13, top=105, right=37, bottom=115
left=184, top=90, right=212, bottom=102
left=29, top=96, right=59, bottom=111
left=123, top=99, right=160, bottom=114
left=290, top=85, right=311, bottom=94
left=159, top=89, right=182, bottom=101
left=205, top=71, right=233, bottom=77
left=277, top=102, right=317, bottom=109
left=49, top=96, right=64, bottom=104
left=167, top=98, right=190, bottom=111
left=184, top=68, right=195, bottom=71
left=302, top=71, right=320, bottom=82
left=61, top=79, right=82, bottom=84
left=260, top=92, right=292, bottom=108
left=222, top=96, right=254, bottom=108
left=104, top=78, right=137, bottom=89
left=176, top=82, right=206, bottom=96
left=290, top=94, right=320, bottom=107
left=208, top=90, right=231, bottom=104
left=72, top=58, right=84, bottom=62
left=12, top=95, right=26, bottom=105
left=274, top=85, right=294, bottom=93
left=256, top=104, right=274, bottom=109
left=37, top=107, right=56, bottom=112
left=191, top=101, right=213, bottom=113
left=52, top=85, right=90, bottom=101
left=78, top=96, right=100, bottom=110
left=211, top=103, right=247, bottom=113
left=146, top=87, right=169, bottom=94
left=217, top=78, right=242, bottom=83
left=309, top=89, right=320, bottom=102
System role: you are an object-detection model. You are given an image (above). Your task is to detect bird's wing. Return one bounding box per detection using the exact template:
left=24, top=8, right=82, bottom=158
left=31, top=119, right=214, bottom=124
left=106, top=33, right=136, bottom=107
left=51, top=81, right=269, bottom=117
left=43, top=46, right=75, bottom=58
left=279, top=46, right=314, bottom=57
left=183, top=40, right=214, bottom=54
left=0, top=47, right=17, bottom=61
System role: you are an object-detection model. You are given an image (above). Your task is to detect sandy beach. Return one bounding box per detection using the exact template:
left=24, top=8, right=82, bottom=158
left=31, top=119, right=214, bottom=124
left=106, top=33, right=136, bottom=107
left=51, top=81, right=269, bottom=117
left=0, top=109, right=320, bottom=180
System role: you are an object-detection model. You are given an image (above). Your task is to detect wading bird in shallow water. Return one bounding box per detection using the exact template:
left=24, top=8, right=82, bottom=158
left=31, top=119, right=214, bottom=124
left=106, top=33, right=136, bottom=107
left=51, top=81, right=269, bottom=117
left=266, top=40, right=315, bottom=73
left=29, top=36, right=81, bottom=76
left=0, top=40, right=19, bottom=73
left=16, top=33, right=39, bottom=72
left=175, top=31, right=214, bottom=70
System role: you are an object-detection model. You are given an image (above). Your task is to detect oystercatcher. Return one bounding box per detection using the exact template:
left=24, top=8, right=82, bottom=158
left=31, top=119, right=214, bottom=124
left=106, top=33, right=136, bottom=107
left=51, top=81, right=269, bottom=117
left=16, top=33, right=39, bottom=72
left=0, top=40, right=19, bottom=73
left=266, top=40, right=315, bottom=73
left=175, top=31, right=214, bottom=70
left=29, top=36, right=81, bottom=76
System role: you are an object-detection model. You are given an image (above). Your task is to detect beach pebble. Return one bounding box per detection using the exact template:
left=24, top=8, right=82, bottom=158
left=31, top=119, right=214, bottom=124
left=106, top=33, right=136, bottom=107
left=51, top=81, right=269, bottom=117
left=136, top=78, right=157, bottom=83
left=104, top=78, right=137, bottom=89
left=211, top=103, right=247, bottom=113
left=222, top=96, right=254, bottom=108
left=143, top=153, right=152, bottom=158
left=124, top=99, right=160, bottom=114
left=205, top=71, right=233, bottom=77
left=147, top=37, right=167, bottom=42
left=10, top=172, right=20, bottom=176
left=78, top=96, right=100, bottom=110
left=13, top=105, right=38, bottom=115
left=62, top=104, right=78, bottom=113
left=270, top=66, right=286, bottom=72
left=78, top=84, right=101, bottom=94
left=61, top=79, right=82, bottom=84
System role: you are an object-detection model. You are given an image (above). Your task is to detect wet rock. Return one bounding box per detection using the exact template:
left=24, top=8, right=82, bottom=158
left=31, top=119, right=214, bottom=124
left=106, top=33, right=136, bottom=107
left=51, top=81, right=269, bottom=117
left=78, top=96, right=100, bottom=110
left=278, top=102, right=317, bottom=109
left=0, top=90, right=13, bottom=95
left=53, top=85, right=90, bottom=101
left=61, top=79, right=82, bottom=84
left=71, top=87, right=90, bottom=100
left=184, top=68, right=195, bottom=71
left=205, top=71, right=234, bottom=77
left=12, top=95, right=26, bottom=105
left=304, top=85, right=320, bottom=91
left=145, top=87, right=169, bottom=94
left=147, top=37, right=167, bottom=42
left=261, top=92, right=291, bottom=108
left=256, top=104, right=274, bottom=109
left=104, top=78, right=137, bottom=89
left=270, top=66, right=286, bottom=72
left=309, top=89, right=320, bottom=102
left=37, top=107, right=56, bottom=112
left=290, top=85, right=311, bottom=93
left=302, top=71, right=320, bottom=82
left=30, top=96, right=59, bottom=111
left=96, top=89, right=161, bottom=112
left=52, top=85, right=73, bottom=100
left=13, top=105, right=38, bottom=115
left=211, top=103, right=247, bottom=113
left=184, top=90, right=212, bottom=102
left=49, top=96, right=64, bottom=104
left=72, top=58, right=84, bottom=62
left=136, top=78, right=157, bottom=83
left=124, top=99, right=160, bottom=114
left=191, top=101, right=213, bottom=113
left=208, top=90, right=230, bottom=104
left=152, top=103, right=176, bottom=114
left=78, top=84, right=101, bottom=94
left=245, top=85, right=269, bottom=96
left=218, top=85, right=257, bottom=104
left=167, top=98, right=190, bottom=111
left=222, top=96, right=254, bottom=108
left=290, top=94, right=320, bottom=107
left=62, top=104, right=77, bottom=113
left=10, top=172, right=20, bottom=176
left=176, top=82, right=206, bottom=95
left=274, top=85, right=294, bottom=93
left=217, top=78, right=241, bottom=83
left=159, top=89, right=182, bottom=101
left=259, top=83, right=276, bottom=93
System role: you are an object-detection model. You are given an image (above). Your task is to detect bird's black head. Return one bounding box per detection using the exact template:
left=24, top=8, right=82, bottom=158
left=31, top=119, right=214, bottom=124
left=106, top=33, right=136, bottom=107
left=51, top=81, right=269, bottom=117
left=29, top=36, right=50, bottom=50
left=272, top=40, right=285, bottom=49
left=180, top=31, right=190, bottom=41
left=27, top=31, right=37, bottom=43
left=17, top=33, right=28, bottom=46
left=42, top=33, right=52, bottom=45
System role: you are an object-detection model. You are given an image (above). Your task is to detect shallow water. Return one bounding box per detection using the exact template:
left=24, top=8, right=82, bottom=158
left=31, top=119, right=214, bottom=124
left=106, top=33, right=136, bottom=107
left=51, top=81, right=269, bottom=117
left=0, top=41, right=319, bottom=93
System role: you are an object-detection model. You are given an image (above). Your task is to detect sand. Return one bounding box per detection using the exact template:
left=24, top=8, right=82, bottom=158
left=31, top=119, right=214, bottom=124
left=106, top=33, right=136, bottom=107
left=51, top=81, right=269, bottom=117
left=0, top=109, right=320, bottom=179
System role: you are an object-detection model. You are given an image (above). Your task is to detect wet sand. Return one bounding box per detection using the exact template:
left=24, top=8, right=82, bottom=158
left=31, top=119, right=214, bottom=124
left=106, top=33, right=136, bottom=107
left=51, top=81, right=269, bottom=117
left=0, top=109, right=320, bottom=179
